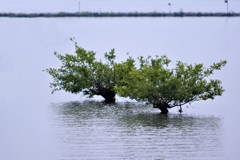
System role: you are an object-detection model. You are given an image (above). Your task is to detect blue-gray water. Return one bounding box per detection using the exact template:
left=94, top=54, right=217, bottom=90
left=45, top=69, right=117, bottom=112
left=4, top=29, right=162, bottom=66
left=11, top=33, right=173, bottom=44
left=1, top=0, right=240, bottom=13
left=0, top=16, right=240, bottom=159
left=51, top=102, right=223, bottom=160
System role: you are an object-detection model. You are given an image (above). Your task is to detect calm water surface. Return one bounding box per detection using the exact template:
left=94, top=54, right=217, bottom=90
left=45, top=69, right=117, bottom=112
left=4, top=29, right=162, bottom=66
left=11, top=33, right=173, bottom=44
left=0, top=17, right=240, bottom=159
left=50, top=102, right=223, bottom=160
left=1, top=0, right=240, bottom=13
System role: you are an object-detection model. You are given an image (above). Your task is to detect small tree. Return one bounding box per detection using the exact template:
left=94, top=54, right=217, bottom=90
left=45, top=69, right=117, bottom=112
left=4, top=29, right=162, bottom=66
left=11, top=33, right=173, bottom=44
left=115, top=55, right=227, bottom=113
left=46, top=41, right=135, bottom=103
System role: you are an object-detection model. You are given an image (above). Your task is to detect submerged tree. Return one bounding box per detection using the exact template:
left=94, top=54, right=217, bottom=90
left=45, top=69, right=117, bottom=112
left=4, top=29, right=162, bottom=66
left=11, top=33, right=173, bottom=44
left=46, top=41, right=135, bottom=103
left=115, top=55, right=227, bottom=114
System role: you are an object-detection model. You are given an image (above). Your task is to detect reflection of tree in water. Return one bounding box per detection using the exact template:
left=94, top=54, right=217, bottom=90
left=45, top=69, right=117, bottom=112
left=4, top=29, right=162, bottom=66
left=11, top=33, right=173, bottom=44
left=52, top=101, right=112, bottom=128
left=53, top=101, right=106, bottom=118
left=119, top=113, right=223, bottom=160
left=51, top=101, right=145, bottom=127
left=52, top=101, right=222, bottom=131
left=50, top=101, right=223, bottom=159
left=120, top=112, right=223, bottom=150
left=120, top=113, right=222, bottom=129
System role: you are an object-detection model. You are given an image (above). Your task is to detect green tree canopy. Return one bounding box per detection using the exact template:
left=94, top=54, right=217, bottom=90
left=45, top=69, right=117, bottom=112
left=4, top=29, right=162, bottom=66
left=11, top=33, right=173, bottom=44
left=115, top=55, right=227, bottom=113
left=46, top=41, right=135, bottom=103
left=46, top=42, right=226, bottom=113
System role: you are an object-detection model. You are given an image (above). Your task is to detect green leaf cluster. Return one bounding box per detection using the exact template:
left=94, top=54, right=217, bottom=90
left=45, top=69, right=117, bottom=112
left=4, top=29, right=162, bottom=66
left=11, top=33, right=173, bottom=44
left=45, top=41, right=135, bottom=102
left=115, top=55, right=227, bottom=112
left=46, top=42, right=226, bottom=112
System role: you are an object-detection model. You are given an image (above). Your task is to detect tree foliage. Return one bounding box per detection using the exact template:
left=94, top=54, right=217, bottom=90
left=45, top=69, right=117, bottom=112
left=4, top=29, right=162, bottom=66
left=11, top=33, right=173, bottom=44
left=46, top=41, right=135, bottom=103
left=46, top=42, right=226, bottom=113
left=115, top=55, right=227, bottom=113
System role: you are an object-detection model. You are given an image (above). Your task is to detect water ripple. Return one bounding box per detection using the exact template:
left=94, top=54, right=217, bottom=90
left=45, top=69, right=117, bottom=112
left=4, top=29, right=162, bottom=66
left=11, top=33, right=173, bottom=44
left=50, top=101, right=223, bottom=160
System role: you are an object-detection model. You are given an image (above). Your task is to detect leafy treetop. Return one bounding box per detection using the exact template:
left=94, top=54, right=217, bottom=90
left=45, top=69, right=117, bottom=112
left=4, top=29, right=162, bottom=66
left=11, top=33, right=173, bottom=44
left=46, top=41, right=135, bottom=103
left=115, top=55, right=227, bottom=113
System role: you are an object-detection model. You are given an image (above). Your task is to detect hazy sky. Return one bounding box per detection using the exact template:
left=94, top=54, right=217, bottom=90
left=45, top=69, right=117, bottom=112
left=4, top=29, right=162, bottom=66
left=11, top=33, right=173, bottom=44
left=0, top=0, right=239, bottom=13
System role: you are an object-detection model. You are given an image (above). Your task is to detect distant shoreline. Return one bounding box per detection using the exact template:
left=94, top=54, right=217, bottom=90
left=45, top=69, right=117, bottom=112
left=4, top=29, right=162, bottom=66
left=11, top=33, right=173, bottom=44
left=0, top=12, right=240, bottom=18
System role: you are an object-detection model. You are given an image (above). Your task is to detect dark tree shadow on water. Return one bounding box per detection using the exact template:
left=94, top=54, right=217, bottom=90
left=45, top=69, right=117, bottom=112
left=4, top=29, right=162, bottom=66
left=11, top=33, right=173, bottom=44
left=50, top=101, right=141, bottom=127
left=50, top=101, right=222, bottom=131
left=51, top=101, right=114, bottom=122
left=50, top=101, right=224, bottom=160
left=120, top=112, right=222, bottom=128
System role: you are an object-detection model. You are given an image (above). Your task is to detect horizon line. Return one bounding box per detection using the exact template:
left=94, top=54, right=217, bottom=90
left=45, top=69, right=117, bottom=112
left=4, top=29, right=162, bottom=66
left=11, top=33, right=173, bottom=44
left=1, top=11, right=240, bottom=18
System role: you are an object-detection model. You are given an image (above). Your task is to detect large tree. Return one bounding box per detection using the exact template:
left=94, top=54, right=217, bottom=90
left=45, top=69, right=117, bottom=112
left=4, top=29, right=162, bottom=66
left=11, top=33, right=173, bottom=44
left=115, top=55, right=227, bottom=113
left=46, top=42, right=135, bottom=103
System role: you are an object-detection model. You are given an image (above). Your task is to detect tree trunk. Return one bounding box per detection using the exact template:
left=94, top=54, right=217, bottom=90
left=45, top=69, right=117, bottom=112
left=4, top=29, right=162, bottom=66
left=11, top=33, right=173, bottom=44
left=100, top=89, right=116, bottom=103
left=95, top=84, right=116, bottom=103
left=154, top=103, right=169, bottom=114
left=103, top=92, right=116, bottom=103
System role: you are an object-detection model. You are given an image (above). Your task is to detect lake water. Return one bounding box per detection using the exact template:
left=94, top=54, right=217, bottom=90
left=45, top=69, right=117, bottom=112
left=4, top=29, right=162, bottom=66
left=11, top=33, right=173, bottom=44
left=1, top=0, right=240, bottom=13
left=0, top=16, right=240, bottom=160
